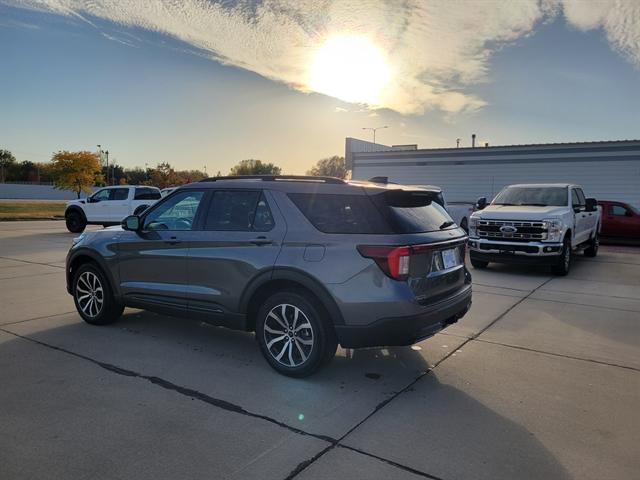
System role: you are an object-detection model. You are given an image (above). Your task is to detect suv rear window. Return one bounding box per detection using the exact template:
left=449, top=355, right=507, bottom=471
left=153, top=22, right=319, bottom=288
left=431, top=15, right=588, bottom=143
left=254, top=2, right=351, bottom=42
left=288, top=191, right=452, bottom=234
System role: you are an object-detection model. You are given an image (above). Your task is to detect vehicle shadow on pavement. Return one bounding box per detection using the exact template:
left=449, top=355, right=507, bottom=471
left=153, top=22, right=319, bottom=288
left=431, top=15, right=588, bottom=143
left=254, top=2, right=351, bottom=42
left=1, top=316, right=572, bottom=480
left=341, top=372, right=573, bottom=480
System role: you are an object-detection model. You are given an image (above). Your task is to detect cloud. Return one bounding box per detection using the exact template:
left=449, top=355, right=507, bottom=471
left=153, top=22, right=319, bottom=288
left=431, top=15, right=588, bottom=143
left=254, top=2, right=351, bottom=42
left=5, top=0, right=639, bottom=115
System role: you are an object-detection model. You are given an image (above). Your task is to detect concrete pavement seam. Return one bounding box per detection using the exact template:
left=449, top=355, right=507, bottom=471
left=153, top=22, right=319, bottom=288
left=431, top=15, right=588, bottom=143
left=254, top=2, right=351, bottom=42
left=0, top=256, right=65, bottom=269
left=0, top=310, right=77, bottom=327
left=472, top=338, right=640, bottom=373
left=338, top=445, right=445, bottom=480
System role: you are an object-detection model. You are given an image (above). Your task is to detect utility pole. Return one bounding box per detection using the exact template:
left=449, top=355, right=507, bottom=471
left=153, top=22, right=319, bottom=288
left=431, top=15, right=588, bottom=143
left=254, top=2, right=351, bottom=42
left=105, top=150, right=110, bottom=185
left=362, top=126, right=388, bottom=145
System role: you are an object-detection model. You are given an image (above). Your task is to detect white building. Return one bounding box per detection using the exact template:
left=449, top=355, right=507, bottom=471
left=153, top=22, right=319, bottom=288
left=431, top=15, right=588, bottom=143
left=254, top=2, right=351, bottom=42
left=346, top=138, right=640, bottom=209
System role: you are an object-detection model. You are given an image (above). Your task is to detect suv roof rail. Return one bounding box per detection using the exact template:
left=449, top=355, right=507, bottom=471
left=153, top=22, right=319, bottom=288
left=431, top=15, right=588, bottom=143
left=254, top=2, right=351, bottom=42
left=199, top=175, right=347, bottom=184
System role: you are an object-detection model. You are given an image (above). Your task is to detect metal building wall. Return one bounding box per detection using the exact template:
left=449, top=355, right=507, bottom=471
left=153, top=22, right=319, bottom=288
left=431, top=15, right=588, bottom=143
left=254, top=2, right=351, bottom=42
left=348, top=139, right=640, bottom=208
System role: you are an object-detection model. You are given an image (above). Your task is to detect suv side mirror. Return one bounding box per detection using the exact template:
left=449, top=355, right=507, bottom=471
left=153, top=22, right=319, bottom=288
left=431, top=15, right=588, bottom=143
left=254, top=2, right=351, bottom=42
left=122, top=215, right=140, bottom=231
left=476, top=197, right=487, bottom=210
left=585, top=198, right=597, bottom=212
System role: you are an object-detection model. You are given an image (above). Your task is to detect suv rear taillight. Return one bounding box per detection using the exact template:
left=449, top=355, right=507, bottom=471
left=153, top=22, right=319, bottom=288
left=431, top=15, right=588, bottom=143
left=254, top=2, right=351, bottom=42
left=357, top=245, right=411, bottom=280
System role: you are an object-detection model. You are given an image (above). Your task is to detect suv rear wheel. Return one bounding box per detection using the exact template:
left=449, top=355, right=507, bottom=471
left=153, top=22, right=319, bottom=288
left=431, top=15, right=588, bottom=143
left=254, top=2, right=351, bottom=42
left=256, top=291, right=337, bottom=377
left=73, top=263, right=124, bottom=325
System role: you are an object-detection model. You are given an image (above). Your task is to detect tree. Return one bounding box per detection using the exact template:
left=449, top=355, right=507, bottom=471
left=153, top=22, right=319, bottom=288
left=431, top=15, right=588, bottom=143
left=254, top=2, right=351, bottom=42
left=148, top=162, right=180, bottom=189
left=51, top=150, right=102, bottom=198
left=306, top=155, right=348, bottom=179
left=229, top=159, right=281, bottom=176
left=0, top=149, right=16, bottom=183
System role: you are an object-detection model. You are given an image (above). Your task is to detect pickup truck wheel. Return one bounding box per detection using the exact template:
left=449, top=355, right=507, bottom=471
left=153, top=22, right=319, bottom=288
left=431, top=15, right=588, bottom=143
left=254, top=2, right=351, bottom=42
left=65, top=210, right=86, bottom=233
left=552, top=238, right=571, bottom=276
left=584, top=233, right=599, bottom=257
left=471, top=258, right=488, bottom=269
left=256, top=290, right=337, bottom=377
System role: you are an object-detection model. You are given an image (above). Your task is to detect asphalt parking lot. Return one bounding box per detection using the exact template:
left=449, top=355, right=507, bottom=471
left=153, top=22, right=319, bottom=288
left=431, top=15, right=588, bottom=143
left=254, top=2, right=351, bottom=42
left=1, top=221, right=638, bottom=480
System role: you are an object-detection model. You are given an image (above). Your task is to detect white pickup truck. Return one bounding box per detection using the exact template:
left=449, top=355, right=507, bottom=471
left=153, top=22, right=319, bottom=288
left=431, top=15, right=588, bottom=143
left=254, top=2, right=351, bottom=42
left=65, top=185, right=161, bottom=233
left=468, top=183, right=601, bottom=275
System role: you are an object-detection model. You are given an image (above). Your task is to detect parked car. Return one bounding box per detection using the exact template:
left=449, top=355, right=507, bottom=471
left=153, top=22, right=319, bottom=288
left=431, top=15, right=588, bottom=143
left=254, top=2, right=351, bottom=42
left=468, top=183, right=601, bottom=275
left=65, top=186, right=161, bottom=233
left=597, top=200, right=640, bottom=240
left=66, top=175, right=472, bottom=376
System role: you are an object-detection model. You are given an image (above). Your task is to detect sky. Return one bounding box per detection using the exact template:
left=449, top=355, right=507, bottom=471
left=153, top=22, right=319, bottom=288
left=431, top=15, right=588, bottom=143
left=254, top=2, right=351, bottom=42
left=1, top=0, right=639, bottom=175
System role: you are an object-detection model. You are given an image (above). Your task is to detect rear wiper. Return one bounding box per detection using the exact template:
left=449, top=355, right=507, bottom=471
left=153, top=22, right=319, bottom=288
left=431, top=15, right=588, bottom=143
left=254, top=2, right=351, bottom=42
left=439, top=221, right=455, bottom=229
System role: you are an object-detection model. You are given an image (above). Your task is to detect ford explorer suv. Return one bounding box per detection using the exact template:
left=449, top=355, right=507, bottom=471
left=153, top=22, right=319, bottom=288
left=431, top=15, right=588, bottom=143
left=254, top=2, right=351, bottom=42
left=66, top=175, right=472, bottom=376
left=65, top=185, right=161, bottom=233
left=468, top=183, right=601, bottom=275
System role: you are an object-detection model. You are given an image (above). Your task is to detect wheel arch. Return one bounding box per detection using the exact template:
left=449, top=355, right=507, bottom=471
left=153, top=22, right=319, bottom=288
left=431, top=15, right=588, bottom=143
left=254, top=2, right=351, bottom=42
left=65, top=205, right=86, bottom=221
left=67, top=249, right=119, bottom=299
left=241, top=268, right=344, bottom=331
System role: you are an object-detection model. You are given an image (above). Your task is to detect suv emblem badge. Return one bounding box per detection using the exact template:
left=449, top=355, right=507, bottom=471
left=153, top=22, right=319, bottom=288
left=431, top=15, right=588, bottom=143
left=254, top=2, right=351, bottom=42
left=500, top=225, right=517, bottom=234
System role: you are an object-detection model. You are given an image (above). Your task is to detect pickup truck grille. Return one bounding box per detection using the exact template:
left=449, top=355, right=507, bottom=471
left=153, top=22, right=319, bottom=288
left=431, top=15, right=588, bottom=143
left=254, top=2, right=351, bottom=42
left=478, top=220, right=547, bottom=242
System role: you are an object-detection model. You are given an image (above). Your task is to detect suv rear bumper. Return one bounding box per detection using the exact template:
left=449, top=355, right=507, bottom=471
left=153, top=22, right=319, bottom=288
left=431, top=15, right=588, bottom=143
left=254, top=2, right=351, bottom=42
left=334, top=284, right=472, bottom=348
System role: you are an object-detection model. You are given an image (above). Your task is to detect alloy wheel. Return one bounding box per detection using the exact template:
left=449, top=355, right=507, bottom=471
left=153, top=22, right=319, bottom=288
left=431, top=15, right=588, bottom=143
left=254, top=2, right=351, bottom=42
left=263, top=303, right=314, bottom=368
left=76, top=271, right=104, bottom=318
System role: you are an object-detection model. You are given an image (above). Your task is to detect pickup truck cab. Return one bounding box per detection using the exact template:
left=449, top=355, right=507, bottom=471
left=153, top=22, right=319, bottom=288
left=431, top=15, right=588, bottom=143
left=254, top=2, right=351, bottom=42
left=65, top=186, right=161, bottom=233
left=598, top=200, right=640, bottom=240
left=468, top=183, right=601, bottom=275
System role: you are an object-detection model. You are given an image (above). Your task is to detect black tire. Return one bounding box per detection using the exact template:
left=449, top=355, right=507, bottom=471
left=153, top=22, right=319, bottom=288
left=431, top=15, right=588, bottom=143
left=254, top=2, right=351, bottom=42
left=73, top=263, right=124, bottom=325
left=66, top=210, right=86, bottom=233
left=584, top=233, right=599, bottom=257
left=460, top=217, right=468, bottom=233
left=256, top=290, right=337, bottom=377
left=133, top=205, right=149, bottom=216
left=551, top=237, right=572, bottom=276
left=471, top=258, right=488, bottom=269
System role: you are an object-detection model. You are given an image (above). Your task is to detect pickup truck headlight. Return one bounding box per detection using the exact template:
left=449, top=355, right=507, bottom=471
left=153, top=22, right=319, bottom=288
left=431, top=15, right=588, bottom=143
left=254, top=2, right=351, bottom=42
left=543, top=218, right=562, bottom=242
left=469, top=216, right=479, bottom=237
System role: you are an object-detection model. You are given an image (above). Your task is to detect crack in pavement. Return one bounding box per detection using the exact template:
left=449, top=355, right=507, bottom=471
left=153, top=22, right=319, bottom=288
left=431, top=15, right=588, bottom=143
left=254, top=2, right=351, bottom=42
left=0, top=256, right=65, bottom=269
left=0, top=327, right=338, bottom=446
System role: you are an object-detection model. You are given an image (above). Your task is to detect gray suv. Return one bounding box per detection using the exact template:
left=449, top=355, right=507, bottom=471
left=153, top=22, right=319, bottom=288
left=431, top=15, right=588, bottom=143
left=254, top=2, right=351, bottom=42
left=66, top=176, right=472, bottom=376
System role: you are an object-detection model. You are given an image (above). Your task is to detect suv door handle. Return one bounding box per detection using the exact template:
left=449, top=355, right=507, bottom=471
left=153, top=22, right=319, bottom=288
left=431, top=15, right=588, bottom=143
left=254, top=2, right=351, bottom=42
left=250, top=237, right=273, bottom=246
left=165, top=236, right=181, bottom=245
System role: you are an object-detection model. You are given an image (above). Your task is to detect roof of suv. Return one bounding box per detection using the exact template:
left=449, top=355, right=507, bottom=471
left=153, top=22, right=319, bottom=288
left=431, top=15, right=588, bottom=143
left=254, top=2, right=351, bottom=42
left=187, top=175, right=441, bottom=194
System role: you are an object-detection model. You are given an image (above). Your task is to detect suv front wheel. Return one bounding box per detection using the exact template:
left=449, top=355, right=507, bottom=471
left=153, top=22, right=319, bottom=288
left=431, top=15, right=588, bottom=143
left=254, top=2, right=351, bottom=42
left=256, top=291, right=337, bottom=377
left=73, top=263, right=124, bottom=325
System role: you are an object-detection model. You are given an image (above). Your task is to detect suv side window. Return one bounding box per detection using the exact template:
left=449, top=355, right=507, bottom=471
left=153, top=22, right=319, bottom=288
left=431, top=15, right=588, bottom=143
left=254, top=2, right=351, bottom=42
left=144, top=191, right=204, bottom=231
left=135, top=188, right=161, bottom=200
left=110, top=188, right=129, bottom=201
left=91, top=189, right=110, bottom=202
left=204, top=190, right=274, bottom=231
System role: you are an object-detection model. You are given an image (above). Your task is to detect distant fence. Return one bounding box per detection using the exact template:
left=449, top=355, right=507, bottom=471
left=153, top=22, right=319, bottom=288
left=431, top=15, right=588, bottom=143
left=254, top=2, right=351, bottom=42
left=0, top=183, right=93, bottom=200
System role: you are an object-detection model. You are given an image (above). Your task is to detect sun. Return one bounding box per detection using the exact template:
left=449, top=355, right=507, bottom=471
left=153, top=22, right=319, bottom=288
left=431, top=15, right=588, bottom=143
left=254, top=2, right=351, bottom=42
left=309, top=36, right=390, bottom=105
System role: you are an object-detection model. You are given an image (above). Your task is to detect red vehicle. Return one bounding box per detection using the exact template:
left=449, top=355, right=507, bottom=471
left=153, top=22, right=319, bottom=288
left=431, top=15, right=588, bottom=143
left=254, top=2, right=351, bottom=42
left=598, top=200, right=640, bottom=240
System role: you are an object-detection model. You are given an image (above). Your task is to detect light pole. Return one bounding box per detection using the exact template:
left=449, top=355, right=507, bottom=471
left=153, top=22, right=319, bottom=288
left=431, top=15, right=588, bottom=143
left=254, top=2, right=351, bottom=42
left=362, top=126, right=388, bottom=145
left=97, top=144, right=108, bottom=186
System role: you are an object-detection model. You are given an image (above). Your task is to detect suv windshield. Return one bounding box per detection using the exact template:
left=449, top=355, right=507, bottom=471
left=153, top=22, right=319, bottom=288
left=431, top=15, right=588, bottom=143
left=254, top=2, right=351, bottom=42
left=492, top=187, right=567, bottom=207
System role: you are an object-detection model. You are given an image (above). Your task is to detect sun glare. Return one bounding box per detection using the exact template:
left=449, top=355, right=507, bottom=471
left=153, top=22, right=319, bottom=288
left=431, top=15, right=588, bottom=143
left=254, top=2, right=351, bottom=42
left=309, top=36, right=390, bottom=105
